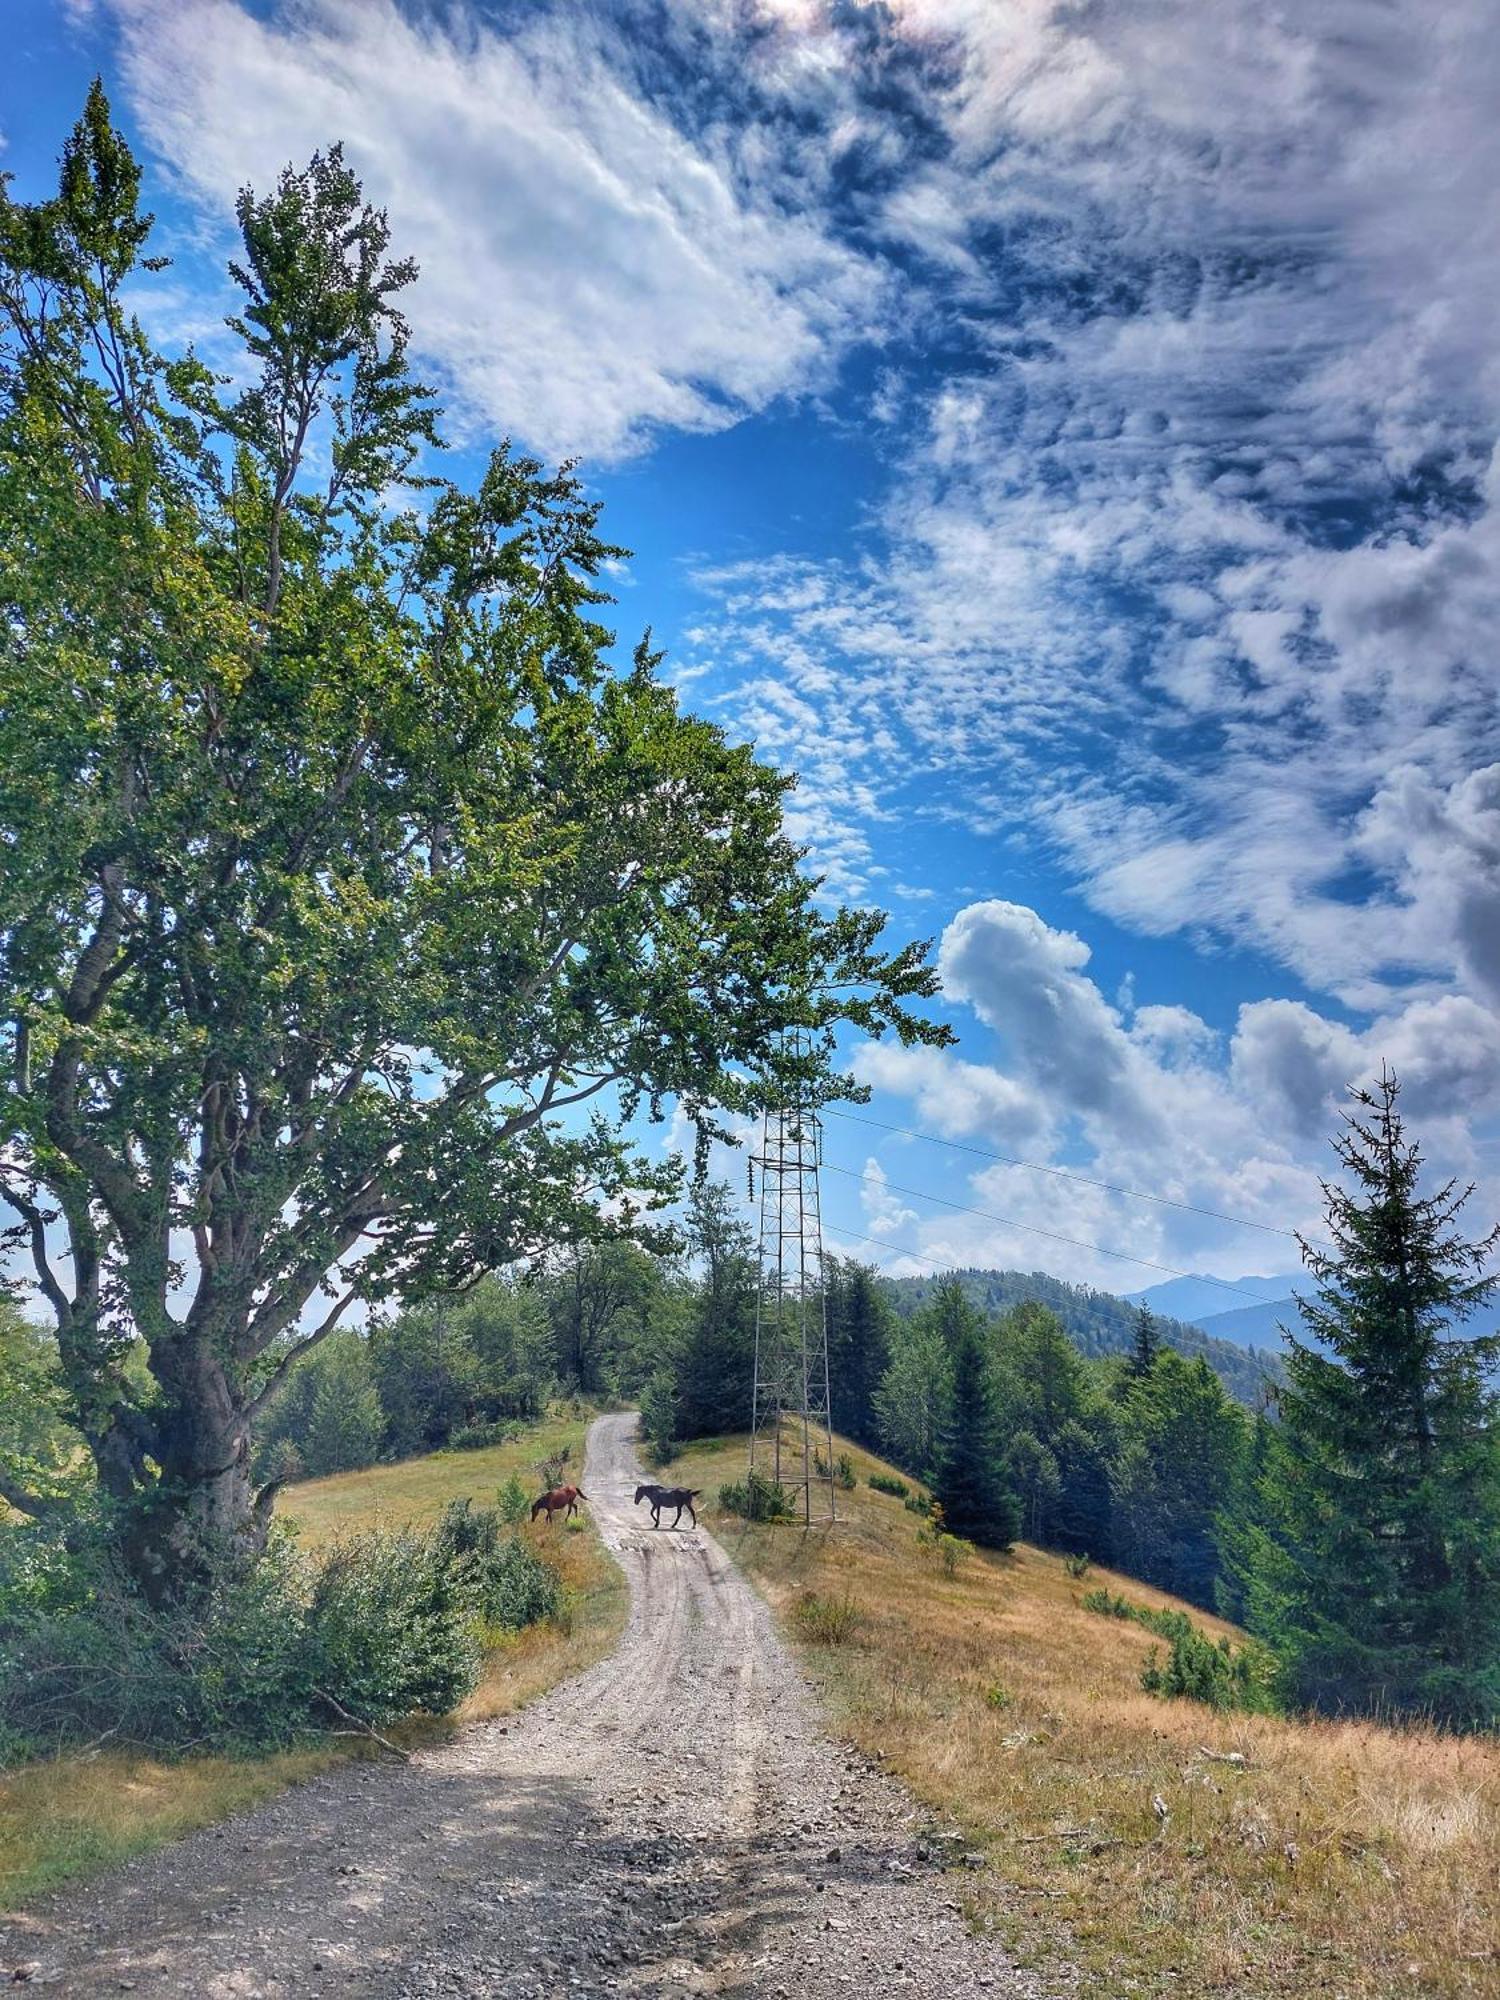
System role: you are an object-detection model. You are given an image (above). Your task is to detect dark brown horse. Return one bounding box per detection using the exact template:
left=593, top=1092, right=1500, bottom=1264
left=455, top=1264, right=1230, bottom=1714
left=531, top=1483, right=587, bottom=1525
left=634, top=1483, right=701, bottom=1529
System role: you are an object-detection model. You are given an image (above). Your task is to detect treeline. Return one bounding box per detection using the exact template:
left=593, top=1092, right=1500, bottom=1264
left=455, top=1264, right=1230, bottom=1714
left=25, top=1079, right=1490, bottom=1738
left=886, top=1266, right=1280, bottom=1405
left=622, top=1199, right=1249, bottom=1607
left=249, top=1186, right=746, bottom=1481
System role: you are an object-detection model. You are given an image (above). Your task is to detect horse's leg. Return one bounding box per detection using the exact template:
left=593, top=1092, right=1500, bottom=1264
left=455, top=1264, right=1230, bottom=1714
left=686, top=1501, right=697, bottom=1528
left=671, top=1504, right=683, bottom=1529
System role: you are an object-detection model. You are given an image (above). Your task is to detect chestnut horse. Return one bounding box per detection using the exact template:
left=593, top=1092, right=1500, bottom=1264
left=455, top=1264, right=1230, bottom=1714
left=531, top=1483, right=587, bottom=1525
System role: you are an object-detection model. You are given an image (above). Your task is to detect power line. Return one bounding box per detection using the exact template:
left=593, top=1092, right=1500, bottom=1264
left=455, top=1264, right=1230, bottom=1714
left=821, top=1159, right=1278, bottom=1298
left=822, top=1220, right=960, bottom=1275
left=824, top=1107, right=1307, bottom=1243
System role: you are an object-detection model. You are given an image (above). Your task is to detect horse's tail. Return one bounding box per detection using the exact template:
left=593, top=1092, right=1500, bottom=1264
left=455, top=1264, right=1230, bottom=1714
left=575, top=1488, right=589, bottom=1500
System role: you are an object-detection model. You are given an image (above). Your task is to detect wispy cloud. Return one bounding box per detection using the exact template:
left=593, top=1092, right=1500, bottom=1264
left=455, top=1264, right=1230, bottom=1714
left=671, top=0, right=1500, bottom=1019
left=87, top=0, right=1500, bottom=1278
left=104, top=0, right=881, bottom=461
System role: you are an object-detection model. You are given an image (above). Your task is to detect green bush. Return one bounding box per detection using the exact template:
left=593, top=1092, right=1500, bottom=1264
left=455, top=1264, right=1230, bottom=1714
left=430, top=1500, right=561, bottom=1630
left=446, top=1420, right=521, bottom=1452
left=868, top=1471, right=909, bottom=1499
left=496, top=1472, right=532, bottom=1526
left=0, top=1526, right=319, bottom=1757
left=1141, top=1625, right=1281, bottom=1715
left=0, top=1502, right=569, bottom=1761
left=915, top=1518, right=968, bottom=1576
left=1082, top=1586, right=1191, bottom=1641
left=1064, top=1552, right=1092, bottom=1579
left=902, top=1491, right=933, bottom=1517
left=718, top=1469, right=793, bottom=1522
left=834, top=1452, right=857, bottom=1491
left=307, top=1529, right=480, bottom=1725
left=790, top=1590, right=862, bottom=1645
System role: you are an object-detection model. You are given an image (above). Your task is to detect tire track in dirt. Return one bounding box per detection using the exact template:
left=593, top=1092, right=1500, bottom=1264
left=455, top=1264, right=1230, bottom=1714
left=20, top=1413, right=1061, bottom=1997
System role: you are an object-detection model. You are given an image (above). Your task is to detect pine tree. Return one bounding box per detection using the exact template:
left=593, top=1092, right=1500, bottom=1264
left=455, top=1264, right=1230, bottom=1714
left=1248, top=1070, right=1500, bottom=1728
left=994, top=1302, right=1114, bottom=1554
left=1111, top=1350, right=1247, bottom=1608
left=1128, top=1303, right=1161, bottom=1379
left=874, top=1299, right=954, bottom=1482
left=652, top=1182, right=758, bottom=1445
left=824, top=1258, right=893, bottom=1449
left=1214, top=1404, right=1273, bottom=1625
left=932, top=1282, right=1020, bottom=1550
left=302, top=1337, right=386, bottom=1477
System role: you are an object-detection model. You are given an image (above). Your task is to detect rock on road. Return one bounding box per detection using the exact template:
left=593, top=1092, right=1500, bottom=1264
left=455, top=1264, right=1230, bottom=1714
left=20, top=1413, right=1056, bottom=1997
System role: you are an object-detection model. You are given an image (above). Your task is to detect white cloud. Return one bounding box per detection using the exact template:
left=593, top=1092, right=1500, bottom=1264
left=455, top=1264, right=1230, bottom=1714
left=106, top=0, right=880, bottom=462
left=857, top=901, right=1500, bottom=1288
left=88, top=0, right=1500, bottom=1260
left=674, top=0, right=1500, bottom=1027
left=858, top=1157, right=917, bottom=1239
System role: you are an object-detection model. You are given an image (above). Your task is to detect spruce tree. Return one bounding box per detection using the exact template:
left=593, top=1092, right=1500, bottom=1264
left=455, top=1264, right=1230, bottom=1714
left=1249, top=1070, right=1500, bottom=1728
left=932, top=1282, right=1020, bottom=1550
left=1213, top=1403, right=1273, bottom=1625
left=994, top=1302, right=1114, bottom=1554
left=824, top=1258, right=893, bottom=1449
left=652, top=1182, right=758, bottom=1444
left=1110, top=1350, right=1246, bottom=1608
left=874, top=1303, right=953, bottom=1481
left=1128, top=1303, right=1161, bottom=1379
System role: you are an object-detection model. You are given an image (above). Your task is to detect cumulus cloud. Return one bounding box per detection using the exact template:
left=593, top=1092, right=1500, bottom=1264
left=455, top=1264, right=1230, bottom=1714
left=938, top=901, right=1157, bottom=1134
left=857, top=901, right=1500, bottom=1288
left=104, top=0, right=879, bottom=461
left=859, top=1158, right=918, bottom=1239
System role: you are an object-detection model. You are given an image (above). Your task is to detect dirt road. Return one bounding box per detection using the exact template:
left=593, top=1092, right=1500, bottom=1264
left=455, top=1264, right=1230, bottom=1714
left=20, top=1413, right=1054, bottom=1997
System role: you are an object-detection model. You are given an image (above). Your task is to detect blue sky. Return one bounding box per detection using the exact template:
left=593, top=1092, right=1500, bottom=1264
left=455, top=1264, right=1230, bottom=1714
left=8, top=0, right=1499, bottom=1300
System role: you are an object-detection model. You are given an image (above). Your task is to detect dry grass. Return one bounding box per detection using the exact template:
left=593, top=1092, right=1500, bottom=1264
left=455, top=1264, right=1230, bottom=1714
left=0, top=1408, right=626, bottom=1912
left=665, top=1430, right=1500, bottom=2000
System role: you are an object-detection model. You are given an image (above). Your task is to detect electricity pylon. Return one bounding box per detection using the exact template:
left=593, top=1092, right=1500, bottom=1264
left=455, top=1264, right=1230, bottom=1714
left=749, top=1043, right=836, bottom=1524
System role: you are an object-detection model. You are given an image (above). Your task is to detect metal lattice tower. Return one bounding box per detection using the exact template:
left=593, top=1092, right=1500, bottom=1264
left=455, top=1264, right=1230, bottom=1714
left=749, top=1044, right=836, bottom=1524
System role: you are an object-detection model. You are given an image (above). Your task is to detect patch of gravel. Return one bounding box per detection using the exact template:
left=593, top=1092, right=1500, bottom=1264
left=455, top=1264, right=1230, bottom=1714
left=7, top=1413, right=1068, bottom=1997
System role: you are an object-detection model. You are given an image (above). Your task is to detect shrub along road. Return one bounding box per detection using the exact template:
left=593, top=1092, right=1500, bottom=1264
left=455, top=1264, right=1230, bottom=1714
left=17, top=1413, right=1057, bottom=1997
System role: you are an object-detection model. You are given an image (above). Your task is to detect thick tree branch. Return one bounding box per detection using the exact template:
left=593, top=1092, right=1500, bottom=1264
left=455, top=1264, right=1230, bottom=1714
left=0, top=1169, right=74, bottom=1326
left=0, top=1470, right=64, bottom=1520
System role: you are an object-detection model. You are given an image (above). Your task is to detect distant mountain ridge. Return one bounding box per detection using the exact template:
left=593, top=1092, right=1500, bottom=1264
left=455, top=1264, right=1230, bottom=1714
left=1126, top=1272, right=1308, bottom=1351
left=882, top=1265, right=1283, bottom=1406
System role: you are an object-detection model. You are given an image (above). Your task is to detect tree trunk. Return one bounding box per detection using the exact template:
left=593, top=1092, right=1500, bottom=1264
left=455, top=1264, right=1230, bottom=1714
left=113, top=1335, right=265, bottom=1602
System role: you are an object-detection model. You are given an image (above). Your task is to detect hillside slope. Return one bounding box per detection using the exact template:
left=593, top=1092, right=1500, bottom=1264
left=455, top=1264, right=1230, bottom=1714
left=886, top=1266, right=1282, bottom=1404
left=663, top=1429, right=1499, bottom=2000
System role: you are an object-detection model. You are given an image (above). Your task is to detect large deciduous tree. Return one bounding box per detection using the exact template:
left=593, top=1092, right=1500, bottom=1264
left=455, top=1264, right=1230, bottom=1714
left=0, top=90, right=941, bottom=1588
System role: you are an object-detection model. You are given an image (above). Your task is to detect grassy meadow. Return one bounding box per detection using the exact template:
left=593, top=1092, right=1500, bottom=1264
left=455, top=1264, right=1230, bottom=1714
left=662, top=1429, right=1500, bottom=2000
left=0, top=1408, right=625, bottom=1911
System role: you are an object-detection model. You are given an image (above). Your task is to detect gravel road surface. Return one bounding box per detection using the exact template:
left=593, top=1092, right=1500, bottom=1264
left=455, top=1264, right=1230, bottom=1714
left=11, top=1412, right=1058, bottom=1997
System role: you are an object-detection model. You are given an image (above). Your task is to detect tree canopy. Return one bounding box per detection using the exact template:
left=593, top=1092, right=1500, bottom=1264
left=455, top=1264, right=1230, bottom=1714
left=0, top=88, right=942, bottom=1582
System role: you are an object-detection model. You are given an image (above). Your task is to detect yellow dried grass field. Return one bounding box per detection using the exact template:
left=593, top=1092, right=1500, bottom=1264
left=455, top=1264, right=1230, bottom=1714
left=662, top=1430, right=1500, bottom=2000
